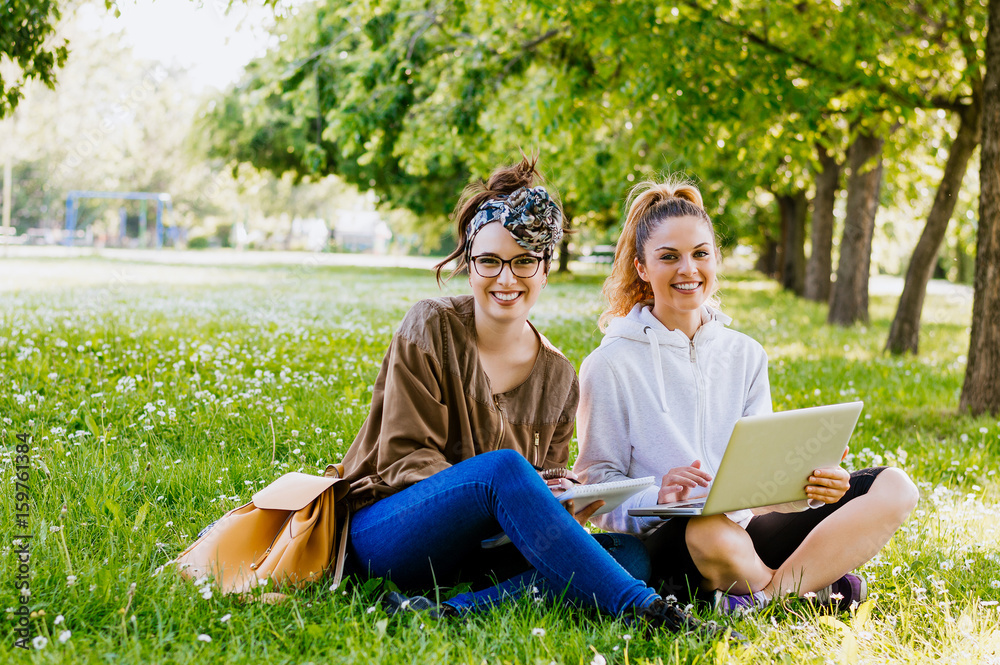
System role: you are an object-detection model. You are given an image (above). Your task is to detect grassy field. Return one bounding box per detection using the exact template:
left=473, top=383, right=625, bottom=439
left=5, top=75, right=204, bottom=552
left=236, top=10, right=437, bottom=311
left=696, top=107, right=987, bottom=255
left=1, top=255, right=998, bottom=664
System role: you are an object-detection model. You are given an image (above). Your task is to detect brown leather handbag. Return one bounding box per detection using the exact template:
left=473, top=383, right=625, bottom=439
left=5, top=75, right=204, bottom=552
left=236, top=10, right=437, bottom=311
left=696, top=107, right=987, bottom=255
left=174, top=464, right=351, bottom=595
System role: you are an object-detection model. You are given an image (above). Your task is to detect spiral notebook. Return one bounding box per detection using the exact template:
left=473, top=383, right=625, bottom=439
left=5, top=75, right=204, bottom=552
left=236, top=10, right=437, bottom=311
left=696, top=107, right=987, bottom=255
left=481, top=476, right=655, bottom=548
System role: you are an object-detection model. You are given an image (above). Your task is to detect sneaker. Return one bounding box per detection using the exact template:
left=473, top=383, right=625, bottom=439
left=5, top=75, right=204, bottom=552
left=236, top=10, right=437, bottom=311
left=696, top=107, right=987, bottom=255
left=713, top=590, right=770, bottom=616
left=381, top=591, right=460, bottom=619
left=636, top=597, right=747, bottom=642
left=813, top=573, right=867, bottom=611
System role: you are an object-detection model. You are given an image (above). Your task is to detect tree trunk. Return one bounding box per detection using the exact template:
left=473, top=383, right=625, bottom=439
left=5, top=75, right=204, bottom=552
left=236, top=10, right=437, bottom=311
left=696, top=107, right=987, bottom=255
left=777, top=190, right=808, bottom=295
left=828, top=130, right=885, bottom=326
left=557, top=207, right=572, bottom=273
left=886, top=100, right=982, bottom=354
left=754, top=224, right=780, bottom=277
left=960, top=0, right=1000, bottom=416
left=860, top=161, right=883, bottom=317
left=805, top=144, right=841, bottom=303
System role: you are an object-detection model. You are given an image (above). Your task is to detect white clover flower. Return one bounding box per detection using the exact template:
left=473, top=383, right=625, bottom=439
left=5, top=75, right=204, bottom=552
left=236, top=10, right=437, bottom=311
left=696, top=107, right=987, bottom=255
left=980, top=427, right=989, bottom=434
left=197, top=634, right=212, bottom=643
left=991, top=580, right=1000, bottom=589
left=622, top=634, right=632, bottom=641
left=201, top=589, right=213, bottom=600
left=590, top=654, right=607, bottom=665
left=32, top=636, right=48, bottom=649
left=531, top=627, right=546, bottom=637
left=54, top=614, right=64, bottom=625
left=49, top=525, right=62, bottom=533
left=58, top=630, right=71, bottom=644
left=220, top=614, right=232, bottom=623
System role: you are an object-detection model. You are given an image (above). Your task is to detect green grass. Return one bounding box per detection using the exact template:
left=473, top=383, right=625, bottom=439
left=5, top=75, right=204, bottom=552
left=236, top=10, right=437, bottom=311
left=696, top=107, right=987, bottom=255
left=1, top=256, right=999, bottom=664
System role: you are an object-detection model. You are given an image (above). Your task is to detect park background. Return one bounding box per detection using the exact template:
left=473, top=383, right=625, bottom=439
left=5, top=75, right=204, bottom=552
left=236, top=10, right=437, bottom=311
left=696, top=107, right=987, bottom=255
left=2, top=0, right=1000, bottom=663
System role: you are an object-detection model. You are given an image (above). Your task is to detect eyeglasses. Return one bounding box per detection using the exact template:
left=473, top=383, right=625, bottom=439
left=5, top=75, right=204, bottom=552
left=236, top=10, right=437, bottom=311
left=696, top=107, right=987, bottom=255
left=470, top=254, right=543, bottom=278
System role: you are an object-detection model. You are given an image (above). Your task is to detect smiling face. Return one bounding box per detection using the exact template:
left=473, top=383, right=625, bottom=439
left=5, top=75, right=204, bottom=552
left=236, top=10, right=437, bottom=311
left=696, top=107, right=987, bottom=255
left=468, top=221, right=547, bottom=328
left=634, top=215, right=719, bottom=335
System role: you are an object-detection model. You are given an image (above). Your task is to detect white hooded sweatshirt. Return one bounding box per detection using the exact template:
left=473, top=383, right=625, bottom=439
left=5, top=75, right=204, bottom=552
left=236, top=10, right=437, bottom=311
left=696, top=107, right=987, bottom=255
left=573, top=302, right=775, bottom=536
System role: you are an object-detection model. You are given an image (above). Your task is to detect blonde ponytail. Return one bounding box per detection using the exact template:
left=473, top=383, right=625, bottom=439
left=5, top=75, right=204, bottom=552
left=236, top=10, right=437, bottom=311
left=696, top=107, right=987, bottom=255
left=599, top=179, right=718, bottom=330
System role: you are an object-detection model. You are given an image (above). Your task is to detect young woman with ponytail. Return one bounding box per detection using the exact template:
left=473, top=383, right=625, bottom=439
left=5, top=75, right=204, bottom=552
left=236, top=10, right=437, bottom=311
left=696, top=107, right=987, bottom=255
left=574, top=179, right=919, bottom=614
left=339, top=159, right=730, bottom=637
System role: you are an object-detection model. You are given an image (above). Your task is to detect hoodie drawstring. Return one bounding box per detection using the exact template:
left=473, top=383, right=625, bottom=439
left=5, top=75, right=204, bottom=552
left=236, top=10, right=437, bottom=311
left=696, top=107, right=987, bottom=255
left=643, top=326, right=670, bottom=413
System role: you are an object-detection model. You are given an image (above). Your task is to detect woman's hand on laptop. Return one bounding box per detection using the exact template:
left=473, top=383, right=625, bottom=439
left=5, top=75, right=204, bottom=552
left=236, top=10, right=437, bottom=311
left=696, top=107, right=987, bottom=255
left=657, top=460, right=712, bottom=504
left=805, top=466, right=850, bottom=504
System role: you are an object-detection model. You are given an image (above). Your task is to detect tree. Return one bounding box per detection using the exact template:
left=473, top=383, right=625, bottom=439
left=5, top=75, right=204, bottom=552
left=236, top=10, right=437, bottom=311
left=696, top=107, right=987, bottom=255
left=829, top=127, right=886, bottom=326
left=776, top=190, right=808, bottom=294
left=805, top=141, right=842, bottom=302
left=0, top=0, right=70, bottom=118
left=886, top=0, right=987, bottom=353
left=201, top=0, right=978, bottom=293
left=886, top=96, right=982, bottom=353
left=960, top=0, right=1000, bottom=416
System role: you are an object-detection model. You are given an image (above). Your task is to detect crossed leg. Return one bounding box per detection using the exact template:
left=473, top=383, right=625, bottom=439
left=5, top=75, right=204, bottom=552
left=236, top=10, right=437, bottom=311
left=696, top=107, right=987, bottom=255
left=684, top=467, right=919, bottom=598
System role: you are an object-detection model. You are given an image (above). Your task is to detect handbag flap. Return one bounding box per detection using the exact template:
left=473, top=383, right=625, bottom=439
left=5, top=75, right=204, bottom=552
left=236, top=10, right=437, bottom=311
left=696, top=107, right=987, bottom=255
left=252, top=473, right=339, bottom=511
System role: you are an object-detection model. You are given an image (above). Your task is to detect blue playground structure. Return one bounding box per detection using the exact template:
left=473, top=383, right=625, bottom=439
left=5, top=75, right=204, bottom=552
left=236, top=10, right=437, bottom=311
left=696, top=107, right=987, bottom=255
left=64, top=190, right=173, bottom=247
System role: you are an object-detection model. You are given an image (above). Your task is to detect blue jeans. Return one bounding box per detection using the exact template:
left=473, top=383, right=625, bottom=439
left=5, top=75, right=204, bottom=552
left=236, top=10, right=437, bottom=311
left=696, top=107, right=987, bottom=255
left=347, top=449, right=658, bottom=615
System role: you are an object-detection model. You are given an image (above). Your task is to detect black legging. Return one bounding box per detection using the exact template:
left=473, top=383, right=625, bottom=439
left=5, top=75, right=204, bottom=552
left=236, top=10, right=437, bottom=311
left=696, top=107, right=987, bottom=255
left=645, top=467, right=888, bottom=599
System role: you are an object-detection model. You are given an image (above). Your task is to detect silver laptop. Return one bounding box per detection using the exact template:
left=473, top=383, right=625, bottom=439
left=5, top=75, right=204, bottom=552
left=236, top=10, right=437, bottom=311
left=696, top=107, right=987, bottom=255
left=628, top=401, right=864, bottom=517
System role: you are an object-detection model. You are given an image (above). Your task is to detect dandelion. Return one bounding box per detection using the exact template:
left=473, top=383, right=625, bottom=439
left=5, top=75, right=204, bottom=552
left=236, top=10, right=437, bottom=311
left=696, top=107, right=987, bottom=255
left=531, top=627, right=546, bottom=637
left=58, top=630, right=71, bottom=644
left=32, top=636, right=47, bottom=650
left=197, top=634, right=212, bottom=643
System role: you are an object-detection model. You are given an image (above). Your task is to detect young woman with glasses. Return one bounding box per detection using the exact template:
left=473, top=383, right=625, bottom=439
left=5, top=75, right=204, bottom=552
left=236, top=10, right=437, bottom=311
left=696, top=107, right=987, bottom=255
left=338, top=158, right=730, bottom=637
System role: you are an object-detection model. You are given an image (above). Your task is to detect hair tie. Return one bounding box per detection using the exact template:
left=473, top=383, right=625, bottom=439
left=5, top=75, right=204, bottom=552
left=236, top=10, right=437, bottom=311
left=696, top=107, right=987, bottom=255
left=465, top=186, right=563, bottom=264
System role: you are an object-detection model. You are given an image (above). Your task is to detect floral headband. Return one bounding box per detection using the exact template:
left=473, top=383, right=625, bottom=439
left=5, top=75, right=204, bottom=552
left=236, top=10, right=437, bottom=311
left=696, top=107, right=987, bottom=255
left=465, top=186, right=563, bottom=264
